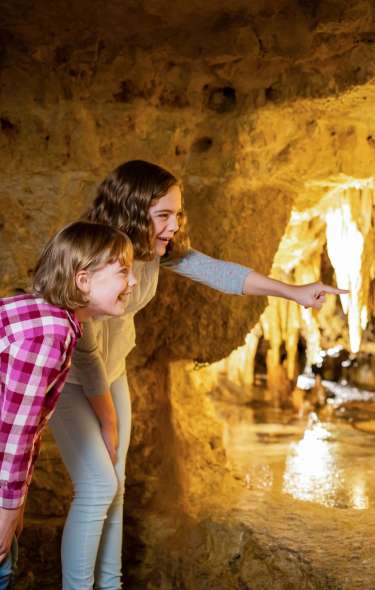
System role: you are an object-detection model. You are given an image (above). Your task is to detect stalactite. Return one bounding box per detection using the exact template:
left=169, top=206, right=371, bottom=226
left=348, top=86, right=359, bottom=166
left=258, top=179, right=375, bottom=391
left=198, top=178, right=374, bottom=403
left=202, top=328, right=261, bottom=394
left=260, top=286, right=300, bottom=398
left=324, top=185, right=375, bottom=352
left=255, top=215, right=326, bottom=396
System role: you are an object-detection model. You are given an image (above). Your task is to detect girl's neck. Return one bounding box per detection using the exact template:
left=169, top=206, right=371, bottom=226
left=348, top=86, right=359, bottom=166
left=75, top=307, right=92, bottom=321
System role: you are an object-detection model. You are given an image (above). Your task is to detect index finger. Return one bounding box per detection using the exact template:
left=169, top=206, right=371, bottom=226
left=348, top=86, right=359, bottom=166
left=319, top=285, right=350, bottom=295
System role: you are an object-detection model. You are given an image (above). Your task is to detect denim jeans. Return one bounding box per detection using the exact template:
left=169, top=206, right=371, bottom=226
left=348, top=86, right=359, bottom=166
left=0, top=538, right=18, bottom=590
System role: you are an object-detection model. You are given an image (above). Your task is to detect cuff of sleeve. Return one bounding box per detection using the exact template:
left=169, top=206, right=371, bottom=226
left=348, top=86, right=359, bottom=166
left=241, top=269, right=253, bottom=295
left=0, top=483, right=27, bottom=510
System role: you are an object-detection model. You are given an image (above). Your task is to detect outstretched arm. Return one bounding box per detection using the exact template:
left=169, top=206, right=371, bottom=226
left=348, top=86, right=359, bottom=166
left=161, top=249, right=249, bottom=295
left=163, top=249, right=347, bottom=307
left=243, top=271, right=348, bottom=309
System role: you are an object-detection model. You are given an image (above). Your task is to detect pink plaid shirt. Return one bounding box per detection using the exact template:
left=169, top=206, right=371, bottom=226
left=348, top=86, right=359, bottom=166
left=0, top=294, right=82, bottom=509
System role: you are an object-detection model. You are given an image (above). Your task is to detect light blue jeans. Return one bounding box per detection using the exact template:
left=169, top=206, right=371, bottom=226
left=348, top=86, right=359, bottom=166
left=0, top=537, right=18, bottom=590
left=50, top=374, right=131, bottom=590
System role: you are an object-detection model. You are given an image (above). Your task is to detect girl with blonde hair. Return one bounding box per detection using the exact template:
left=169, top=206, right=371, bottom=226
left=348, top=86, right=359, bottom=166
left=0, top=221, right=135, bottom=589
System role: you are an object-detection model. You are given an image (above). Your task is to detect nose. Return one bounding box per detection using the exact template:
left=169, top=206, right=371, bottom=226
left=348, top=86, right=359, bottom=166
left=168, top=214, right=179, bottom=233
left=128, top=269, right=137, bottom=288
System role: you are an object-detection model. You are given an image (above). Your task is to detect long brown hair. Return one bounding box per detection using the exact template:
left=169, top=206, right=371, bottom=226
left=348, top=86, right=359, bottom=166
left=84, top=160, right=190, bottom=260
left=33, top=221, right=133, bottom=310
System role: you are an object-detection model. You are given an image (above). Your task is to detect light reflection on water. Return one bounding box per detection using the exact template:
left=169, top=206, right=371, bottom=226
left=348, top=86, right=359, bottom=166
left=282, top=414, right=344, bottom=508
left=219, top=383, right=375, bottom=510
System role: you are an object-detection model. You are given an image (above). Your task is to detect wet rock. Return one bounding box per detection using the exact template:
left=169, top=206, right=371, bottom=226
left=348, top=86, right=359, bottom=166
left=344, top=353, right=375, bottom=391
left=353, top=420, right=375, bottom=434
left=312, top=349, right=350, bottom=382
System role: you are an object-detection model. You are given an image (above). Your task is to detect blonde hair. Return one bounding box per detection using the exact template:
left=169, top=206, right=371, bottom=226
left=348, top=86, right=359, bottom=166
left=84, top=160, right=190, bottom=260
left=33, top=221, right=133, bottom=310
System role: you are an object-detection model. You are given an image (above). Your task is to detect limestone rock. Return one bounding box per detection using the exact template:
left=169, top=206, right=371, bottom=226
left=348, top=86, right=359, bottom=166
left=0, top=1, right=375, bottom=588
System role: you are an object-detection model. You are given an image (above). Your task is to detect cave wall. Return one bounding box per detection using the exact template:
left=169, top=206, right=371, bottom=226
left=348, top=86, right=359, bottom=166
left=2, top=1, right=375, bottom=588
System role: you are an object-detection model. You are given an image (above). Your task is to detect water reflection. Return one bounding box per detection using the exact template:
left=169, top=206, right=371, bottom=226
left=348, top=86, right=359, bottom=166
left=282, top=413, right=344, bottom=507
left=217, top=383, right=375, bottom=510
left=351, top=479, right=369, bottom=510
left=245, top=463, right=273, bottom=492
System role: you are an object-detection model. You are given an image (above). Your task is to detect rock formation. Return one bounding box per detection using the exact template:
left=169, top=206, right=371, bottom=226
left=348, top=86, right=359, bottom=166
left=1, top=1, right=375, bottom=588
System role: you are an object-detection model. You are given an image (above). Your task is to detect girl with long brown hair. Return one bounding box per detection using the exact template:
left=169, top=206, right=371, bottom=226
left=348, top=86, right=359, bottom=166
left=50, top=160, right=345, bottom=590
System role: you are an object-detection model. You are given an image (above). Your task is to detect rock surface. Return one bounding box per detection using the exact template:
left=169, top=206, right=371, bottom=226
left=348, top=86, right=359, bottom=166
left=1, top=1, right=375, bottom=588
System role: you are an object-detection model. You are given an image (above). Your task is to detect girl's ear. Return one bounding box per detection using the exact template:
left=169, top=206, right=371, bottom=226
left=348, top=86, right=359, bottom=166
left=75, top=270, right=91, bottom=294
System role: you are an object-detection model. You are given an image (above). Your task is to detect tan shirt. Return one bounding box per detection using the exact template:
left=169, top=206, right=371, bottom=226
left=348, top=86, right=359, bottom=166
left=67, top=257, right=160, bottom=394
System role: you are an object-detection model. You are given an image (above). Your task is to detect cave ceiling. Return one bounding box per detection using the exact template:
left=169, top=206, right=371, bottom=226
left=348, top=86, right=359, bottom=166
left=2, top=0, right=375, bottom=212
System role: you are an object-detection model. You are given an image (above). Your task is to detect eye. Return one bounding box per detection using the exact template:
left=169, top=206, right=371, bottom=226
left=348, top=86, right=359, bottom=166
left=158, top=213, right=169, bottom=219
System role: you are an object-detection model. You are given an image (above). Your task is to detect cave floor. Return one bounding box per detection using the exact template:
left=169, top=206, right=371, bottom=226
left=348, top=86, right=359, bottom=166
left=209, top=381, right=375, bottom=590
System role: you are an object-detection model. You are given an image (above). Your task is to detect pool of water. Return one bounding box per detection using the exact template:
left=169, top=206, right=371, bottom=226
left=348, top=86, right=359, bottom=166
left=216, top=379, right=375, bottom=510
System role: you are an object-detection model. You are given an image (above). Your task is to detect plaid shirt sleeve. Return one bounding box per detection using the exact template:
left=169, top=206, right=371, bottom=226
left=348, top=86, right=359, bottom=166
left=0, top=334, right=68, bottom=509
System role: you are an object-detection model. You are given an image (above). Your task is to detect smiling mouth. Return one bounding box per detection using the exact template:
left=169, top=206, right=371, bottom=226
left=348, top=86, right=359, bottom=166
left=118, top=290, right=133, bottom=302
left=157, top=236, right=170, bottom=244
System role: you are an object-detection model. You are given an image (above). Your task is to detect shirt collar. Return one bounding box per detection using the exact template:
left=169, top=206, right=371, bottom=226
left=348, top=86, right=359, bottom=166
left=66, top=310, right=83, bottom=338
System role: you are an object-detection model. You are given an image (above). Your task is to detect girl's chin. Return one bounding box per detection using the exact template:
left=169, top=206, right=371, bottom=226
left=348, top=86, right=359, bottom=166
left=155, top=241, right=168, bottom=255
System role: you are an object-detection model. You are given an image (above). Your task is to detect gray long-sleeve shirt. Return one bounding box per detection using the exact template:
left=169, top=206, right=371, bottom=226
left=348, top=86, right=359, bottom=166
left=162, top=249, right=250, bottom=294
left=68, top=249, right=251, bottom=396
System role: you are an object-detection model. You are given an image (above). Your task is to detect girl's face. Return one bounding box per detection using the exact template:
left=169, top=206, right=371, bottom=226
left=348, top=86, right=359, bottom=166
left=149, top=184, right=182, bottom=256
left=78, top=259, right=137, bottom=318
